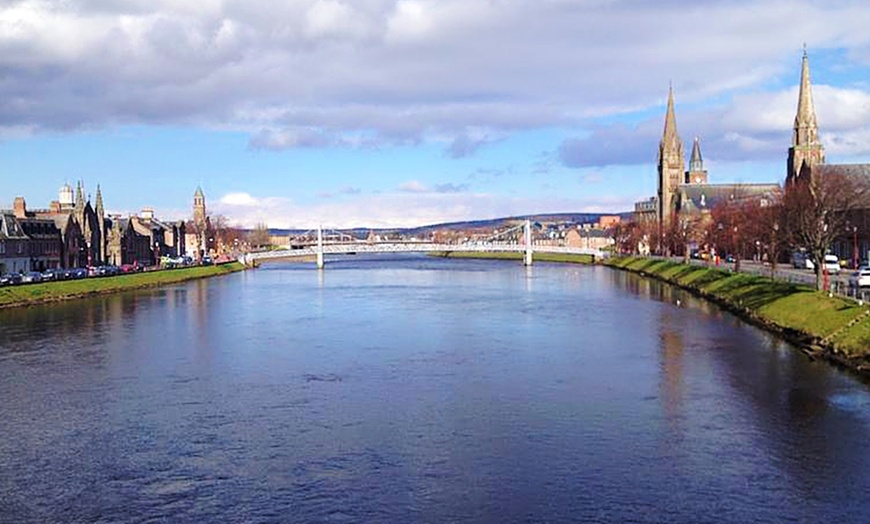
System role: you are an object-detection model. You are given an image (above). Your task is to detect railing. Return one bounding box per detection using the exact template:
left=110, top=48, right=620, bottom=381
left=647, top=255, right=870, bottom=304
left=244, top=241, right=606, bottom=263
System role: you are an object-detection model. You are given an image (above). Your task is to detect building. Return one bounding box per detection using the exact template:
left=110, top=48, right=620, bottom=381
left=187, top=186, right=214, bottom=260
left=634, top=196, right=657, bottom=224
left=636, top=85, right=779, bottom=241
left=0, top=211, right=31, bottom=274
left=786, top=49, right=870, bottom=265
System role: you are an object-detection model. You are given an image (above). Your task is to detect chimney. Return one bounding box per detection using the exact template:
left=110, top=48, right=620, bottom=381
left=13, top=197, right=26, bottom=218
left=141, top=207, right=154, bottom=220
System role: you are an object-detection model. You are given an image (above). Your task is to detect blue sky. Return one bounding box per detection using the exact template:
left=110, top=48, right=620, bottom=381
left=2, top=0, right=870, bottom=228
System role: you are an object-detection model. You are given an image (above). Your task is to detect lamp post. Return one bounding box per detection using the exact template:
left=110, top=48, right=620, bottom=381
left=681, top=219, right=689, bottom=263
left=771, top=222, right=779, bottom=277
left=733, top=225, right=740, bottom=272
left=852, top=225, right=859, bottom=269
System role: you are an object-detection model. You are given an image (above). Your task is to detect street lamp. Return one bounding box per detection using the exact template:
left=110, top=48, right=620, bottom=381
left=733, top=225, right=740, bottom=272
left=852, top=225, right=859, bottom=269
left=771, top=222, right=779, bottom=277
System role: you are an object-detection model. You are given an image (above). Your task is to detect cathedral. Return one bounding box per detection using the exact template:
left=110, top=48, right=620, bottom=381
left=786, top=50, right=870, bottom=263
left=652, top=86, right=779, bottom=230
left=634, top=48, right=870, bottom=262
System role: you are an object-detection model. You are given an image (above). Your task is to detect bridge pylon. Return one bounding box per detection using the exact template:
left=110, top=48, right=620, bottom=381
left=316, top=225, right=324, bottom=269
left=523, top=219, right=533, bottom=266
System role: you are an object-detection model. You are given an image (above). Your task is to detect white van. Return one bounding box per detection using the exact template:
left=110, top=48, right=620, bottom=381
left=792, top=252, right=814, bottom=270
left=824, top=254, right=840, bottom=274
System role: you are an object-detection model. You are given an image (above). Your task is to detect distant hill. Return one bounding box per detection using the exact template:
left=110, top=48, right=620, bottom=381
left=265, top=211, right=632, bottom=237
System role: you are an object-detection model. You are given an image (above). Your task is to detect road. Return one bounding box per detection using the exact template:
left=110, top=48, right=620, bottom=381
left=674, top=256, right=865, bottom=299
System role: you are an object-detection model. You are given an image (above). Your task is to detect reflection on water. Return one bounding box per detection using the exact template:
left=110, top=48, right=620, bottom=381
left=1, top=256, right=869, bottom=523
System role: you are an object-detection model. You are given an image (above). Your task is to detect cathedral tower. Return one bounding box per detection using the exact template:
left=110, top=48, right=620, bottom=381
left=657, top=85, right=685, bottom=227
left=193, top=186, right=206, bottom=231
left=787, top=47, right=825, bottom=183
left=95, top=184, right=106, bottom=263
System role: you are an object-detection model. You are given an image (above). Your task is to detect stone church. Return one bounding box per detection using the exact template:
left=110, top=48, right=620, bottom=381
left=654, top=86, right=779, bottom=229
left=787, top=50, right=870, bottom=264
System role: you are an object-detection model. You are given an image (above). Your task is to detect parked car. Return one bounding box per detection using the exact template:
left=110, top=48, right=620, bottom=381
left=21, top=271, right=43, bottom=283
left=849, top=268, right=870, bottom=289
left=41, top=268, right=65, bottom=281
left=201, top=255, right=213, bottom=265
left=824, top=254, right=841, bottom=274
left=0, top=273, right=22, bottom=286
left=69, top=268, right=88, bottom=279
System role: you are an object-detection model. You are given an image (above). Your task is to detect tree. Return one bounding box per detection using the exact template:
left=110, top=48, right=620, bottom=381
left=248, top=222, right=272, bottom=249
left=782, top=170, right=870, bottom=290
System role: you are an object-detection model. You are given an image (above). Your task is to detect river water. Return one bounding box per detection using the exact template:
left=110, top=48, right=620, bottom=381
left=1, top=255, right=869, bottom=523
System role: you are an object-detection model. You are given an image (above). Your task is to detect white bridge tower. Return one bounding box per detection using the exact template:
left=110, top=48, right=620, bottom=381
left=524, top=219, right=533, bottom=266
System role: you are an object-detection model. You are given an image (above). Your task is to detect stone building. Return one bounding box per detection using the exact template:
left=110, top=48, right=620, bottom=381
left=786, top=50, right=870, bottom=265
left=187, top=186, right=214, bottom=260
left=13, top=198, right=62, bottom=272
left=72, top=181, right=106, bottom=267
left=0, top=211, right=31, bottom=274
left=639, top=85, right=779, bottom=233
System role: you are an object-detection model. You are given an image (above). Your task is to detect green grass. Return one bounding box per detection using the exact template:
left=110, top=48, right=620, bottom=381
left=605, top=256, right=870, bottom=360
left=0, top=262, right=245, bottom=310
left=429, top=251, right=594, bottom=264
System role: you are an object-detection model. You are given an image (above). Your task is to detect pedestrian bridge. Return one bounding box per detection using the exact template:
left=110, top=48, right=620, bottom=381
left=241, top=221, right=607, bottom=268
left=243, top=241, right=604, bottom=265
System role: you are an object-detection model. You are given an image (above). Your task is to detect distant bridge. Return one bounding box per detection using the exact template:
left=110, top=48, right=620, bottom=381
left=241, top=221, right=607, bottom=268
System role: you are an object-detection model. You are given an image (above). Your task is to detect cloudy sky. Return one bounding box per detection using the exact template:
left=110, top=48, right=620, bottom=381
left=2, top=0, right=870, bottom=228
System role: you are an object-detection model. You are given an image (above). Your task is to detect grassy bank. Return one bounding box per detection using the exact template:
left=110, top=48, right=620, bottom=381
left=605, top=257, right=870, bottom=375
left=0, top=262, right=245, bottom=310
left=430, top=251, right=595, bottom=264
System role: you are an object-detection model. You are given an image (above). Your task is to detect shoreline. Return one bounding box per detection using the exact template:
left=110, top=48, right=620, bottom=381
left=603, top=257, right=870, bottom=381
left=0, top=262, right=246, bottom=311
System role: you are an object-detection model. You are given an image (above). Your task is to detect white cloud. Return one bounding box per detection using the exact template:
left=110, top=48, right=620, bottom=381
left=220, top=192, right=260, bottom=206
left=559, top=82, right=870, bottom=167
left=210, top=189, right=634, bottom=229
left=398, top=180, right=429, bottom=193
left=0, top=1, right=867, bottom=153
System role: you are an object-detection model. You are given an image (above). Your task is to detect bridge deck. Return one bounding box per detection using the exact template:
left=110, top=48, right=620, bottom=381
left=245, top=242, right=605, bottom=263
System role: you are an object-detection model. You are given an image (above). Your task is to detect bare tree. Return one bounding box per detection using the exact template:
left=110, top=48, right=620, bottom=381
left=247, top=222, right=272, bottom=249
left=782, top=170, right=870, bottom=290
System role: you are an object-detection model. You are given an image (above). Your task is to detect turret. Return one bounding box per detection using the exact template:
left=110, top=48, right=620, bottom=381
left=685, top=137, right=708, bottom=184
left=59, top=182, right=74, bottom=210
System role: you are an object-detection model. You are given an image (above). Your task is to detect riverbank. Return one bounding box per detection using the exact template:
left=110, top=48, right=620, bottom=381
left=604, top=256, right=870, bottom=378
left=430, top=251, right=595, bottom=264
left=0, top=262, right=246, bottom=310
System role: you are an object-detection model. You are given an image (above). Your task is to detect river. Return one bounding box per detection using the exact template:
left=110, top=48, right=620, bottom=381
left=1, top=255, right=869, bottom=523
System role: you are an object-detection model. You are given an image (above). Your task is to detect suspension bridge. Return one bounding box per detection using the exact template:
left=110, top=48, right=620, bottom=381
left=241, top=220, right=607, bottom=268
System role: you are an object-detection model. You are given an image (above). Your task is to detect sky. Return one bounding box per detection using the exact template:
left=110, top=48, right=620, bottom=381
left=2, top=0, right=870, bottom=229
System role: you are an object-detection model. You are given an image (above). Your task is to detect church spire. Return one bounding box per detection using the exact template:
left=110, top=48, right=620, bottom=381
left=74, top=180, right=84, bottom=212
left=794, top=45, right=819, bottom=147
left=787, top=47, right=825, bottom=183
left=686, top=136, right=708, bottom=185
left=662, top=84, right=679, bottom=148
left=689, top=137, right=703, bottom=172
left=657, top=84, right=685, bottom=229
left=95, top=184, right=104, bottom=217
